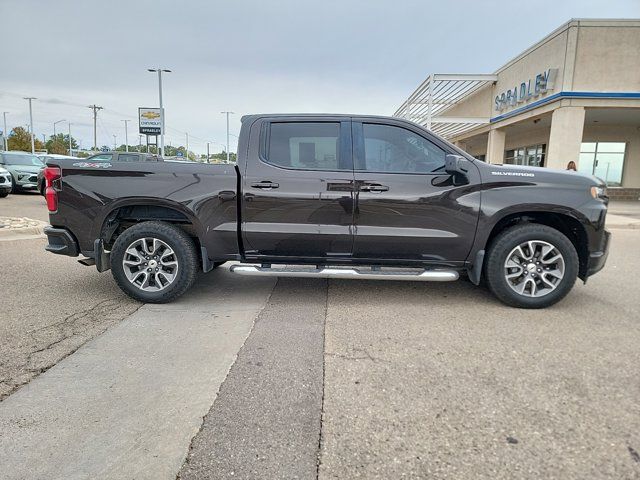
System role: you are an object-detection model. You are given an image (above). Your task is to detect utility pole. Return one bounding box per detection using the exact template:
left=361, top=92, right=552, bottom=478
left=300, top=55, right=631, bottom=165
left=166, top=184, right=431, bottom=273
left=68, top=123, right=73, bottom=156
left=206, top=142, right=210, bottom=163
left=185, top=132, right=189, bottom=160
left=53, top=119, right=66, bottom=137
left=88, top=104, right=103, bottom=150
left=121, top=120, right=129, bottom=152
left=147, top=68, right=171, bottom=157
left=2, top=112, right=8, bottom=151
left=24, top=97, right=36, bottom=153
left=113, top=135, right=117, bottom=151
left=221, top=111, right=234, bottom=163
left=41, top=134, right=46, bottom=145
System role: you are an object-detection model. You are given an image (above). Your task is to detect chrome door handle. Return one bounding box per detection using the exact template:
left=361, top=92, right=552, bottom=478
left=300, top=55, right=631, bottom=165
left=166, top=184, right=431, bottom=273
left=360, top=184, right=389, bottom=192
left=251, top=181, right=279, bottom=189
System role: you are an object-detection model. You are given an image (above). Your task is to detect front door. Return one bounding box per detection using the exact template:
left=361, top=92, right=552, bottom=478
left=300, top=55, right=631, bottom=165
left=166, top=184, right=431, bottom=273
left=351, top=119, right=480, bottom=263
left=242, top=118, right=355, bottom=260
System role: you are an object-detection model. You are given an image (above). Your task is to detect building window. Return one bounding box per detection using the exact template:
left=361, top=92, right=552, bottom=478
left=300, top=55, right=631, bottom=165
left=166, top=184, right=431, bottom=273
left=505, top=144, right=546, bottom=167
left=579, top=142, right=626, bottom=187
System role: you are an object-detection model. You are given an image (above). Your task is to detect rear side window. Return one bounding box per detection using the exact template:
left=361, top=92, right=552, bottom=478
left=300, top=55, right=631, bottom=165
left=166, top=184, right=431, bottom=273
left=118, top=154, right=140, bottom=162
left=263, top=122, right=346, bottom=171
left=361, top=123, right=446, bottom=174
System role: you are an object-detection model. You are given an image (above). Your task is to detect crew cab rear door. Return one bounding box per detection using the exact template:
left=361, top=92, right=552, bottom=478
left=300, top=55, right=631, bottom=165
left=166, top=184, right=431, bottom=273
left=351, top=118, right=480, bottom=263
left=241, top=117, right=355, bottom=259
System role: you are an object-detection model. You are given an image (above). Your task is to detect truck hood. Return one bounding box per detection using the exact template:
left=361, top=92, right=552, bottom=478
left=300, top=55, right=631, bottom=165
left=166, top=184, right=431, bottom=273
left=480, top=163, right=604, bottom=188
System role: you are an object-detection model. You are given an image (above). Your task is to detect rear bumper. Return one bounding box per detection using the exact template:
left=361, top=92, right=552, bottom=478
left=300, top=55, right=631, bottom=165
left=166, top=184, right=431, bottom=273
left=587, top=229, right=611, bottom=277
left=44, top=226, right=79, bottom=257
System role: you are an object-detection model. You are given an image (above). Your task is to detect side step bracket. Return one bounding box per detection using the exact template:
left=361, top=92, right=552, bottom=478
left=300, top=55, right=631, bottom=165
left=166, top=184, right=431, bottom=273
left=229, top=265, right=459, bottom=282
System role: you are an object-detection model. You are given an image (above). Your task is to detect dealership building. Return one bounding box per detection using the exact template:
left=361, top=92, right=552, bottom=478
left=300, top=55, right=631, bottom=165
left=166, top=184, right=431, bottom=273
left=395, top=19, right=640, bottom=199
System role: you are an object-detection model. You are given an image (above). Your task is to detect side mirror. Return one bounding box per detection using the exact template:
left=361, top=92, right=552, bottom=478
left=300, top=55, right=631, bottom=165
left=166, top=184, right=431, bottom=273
left=445, top=154, right=470, bottom=175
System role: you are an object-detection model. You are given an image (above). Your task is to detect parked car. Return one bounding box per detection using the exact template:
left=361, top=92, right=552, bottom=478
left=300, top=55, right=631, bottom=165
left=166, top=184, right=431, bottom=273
left=0, top=151, right=45, bottom=192
left=37, top=152, right=162, bottom=195
left=37, top=155, right=78, bottom=194
left=83, top=151, right=163, bottom=163
left=42, top=114, right=610, bottom=308
left=0, top=166, right=12, bottom=197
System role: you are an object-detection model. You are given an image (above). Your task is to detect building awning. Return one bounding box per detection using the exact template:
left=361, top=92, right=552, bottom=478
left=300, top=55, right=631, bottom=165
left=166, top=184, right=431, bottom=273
left=394, top=74, right=497, bottom=139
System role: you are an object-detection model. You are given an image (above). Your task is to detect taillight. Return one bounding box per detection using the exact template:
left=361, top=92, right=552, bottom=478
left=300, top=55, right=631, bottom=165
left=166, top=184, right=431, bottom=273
left=44, top=166, right=61, bottom=212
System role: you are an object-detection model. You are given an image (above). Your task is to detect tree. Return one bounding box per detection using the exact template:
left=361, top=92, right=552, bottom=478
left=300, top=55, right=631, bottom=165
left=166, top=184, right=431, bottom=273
left=7, top=127, right=45, bottom=152
left=45, top=133, right=79, bottom=155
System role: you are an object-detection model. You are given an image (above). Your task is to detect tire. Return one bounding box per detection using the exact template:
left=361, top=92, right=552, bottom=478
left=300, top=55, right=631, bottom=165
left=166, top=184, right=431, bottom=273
left=0, top=190, right=8, bottom=198
left=485, top=224, right=579, bottom=309
left=110, top=221, right=199, bottom=303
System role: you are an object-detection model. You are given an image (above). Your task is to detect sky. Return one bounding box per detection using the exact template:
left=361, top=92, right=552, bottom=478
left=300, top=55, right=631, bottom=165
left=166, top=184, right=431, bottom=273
left=1, top=0, right=638, bottom=155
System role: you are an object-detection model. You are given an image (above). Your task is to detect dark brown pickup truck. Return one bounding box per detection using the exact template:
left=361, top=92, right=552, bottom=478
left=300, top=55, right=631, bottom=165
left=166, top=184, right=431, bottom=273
left=43, top=114, right=610, bottom=308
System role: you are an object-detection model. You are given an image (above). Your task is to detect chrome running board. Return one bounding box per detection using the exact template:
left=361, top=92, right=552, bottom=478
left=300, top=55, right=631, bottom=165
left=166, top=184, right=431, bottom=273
left=229, top=265, right=459, bottom=282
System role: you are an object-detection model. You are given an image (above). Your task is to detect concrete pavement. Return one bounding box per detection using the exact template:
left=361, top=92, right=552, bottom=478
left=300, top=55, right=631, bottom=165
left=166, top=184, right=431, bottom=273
left=0, top=267, right=276, bottom=480
left=318, top=229, right=640, bottom=479
left=180, top=278, right=327, bottom=479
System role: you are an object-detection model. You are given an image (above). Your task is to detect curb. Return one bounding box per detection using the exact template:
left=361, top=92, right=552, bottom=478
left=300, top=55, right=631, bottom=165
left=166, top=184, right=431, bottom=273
left=0, top=217, right=48, bottom=240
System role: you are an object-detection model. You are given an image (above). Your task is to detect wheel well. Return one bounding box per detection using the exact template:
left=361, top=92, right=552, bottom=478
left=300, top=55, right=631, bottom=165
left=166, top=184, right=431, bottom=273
left=485, top=212, right=589, bottom=278
left=101, top=205, right=202, bottom=260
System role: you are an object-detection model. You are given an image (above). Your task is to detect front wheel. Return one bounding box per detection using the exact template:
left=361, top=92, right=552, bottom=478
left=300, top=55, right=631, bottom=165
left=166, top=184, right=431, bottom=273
left=110, top=221, right=199, bottom=303
left=485, top=224, right=579, bottom=308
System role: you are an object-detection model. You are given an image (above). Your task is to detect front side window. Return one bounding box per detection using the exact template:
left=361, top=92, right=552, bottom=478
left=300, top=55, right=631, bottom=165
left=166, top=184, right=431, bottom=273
left=264, top=122, right=344, bottom=171
left=361, top=123, right=445, bottom=173
left=579, top=142, right=626, bottom=186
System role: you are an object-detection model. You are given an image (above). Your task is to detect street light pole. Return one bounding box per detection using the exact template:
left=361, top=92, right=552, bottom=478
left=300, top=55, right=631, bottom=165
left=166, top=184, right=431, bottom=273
left=113, top=135, right=117, bottom=151
left=2, top=112, right=8, bottom=151
left=24, top=97, right=36, bottom=153
left=148, top=68, right=171, bottom=157
left=53, top=119, right=66, bottom=137
left=88, top=104, right=103, bottom=150
left=185, top=132, right=189, bottom=160
left=68, top=123, right=73, bottom=156
left=221, top=111, right=234, bottom=163
left=206, top=142, right=210, bottom=163
left=121, top=120, right=129, bottom=152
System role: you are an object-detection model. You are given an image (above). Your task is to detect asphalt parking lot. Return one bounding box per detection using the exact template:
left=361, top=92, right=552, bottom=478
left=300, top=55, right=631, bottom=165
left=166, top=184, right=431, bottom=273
left=1, top=193, right=639, bottom=479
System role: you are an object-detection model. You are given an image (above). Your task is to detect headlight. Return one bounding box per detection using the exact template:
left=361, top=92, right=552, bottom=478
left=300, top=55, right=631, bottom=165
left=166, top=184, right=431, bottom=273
left=590, top=186, right=607, bottom=199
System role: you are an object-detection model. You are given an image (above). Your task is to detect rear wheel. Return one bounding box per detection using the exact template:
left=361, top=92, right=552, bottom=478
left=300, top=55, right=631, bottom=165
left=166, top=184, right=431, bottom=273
left=111, top=221, right=199, bottom=303
left=485, top=224, right=578, bottom=308
left=0, top=190, right=8, bottom=198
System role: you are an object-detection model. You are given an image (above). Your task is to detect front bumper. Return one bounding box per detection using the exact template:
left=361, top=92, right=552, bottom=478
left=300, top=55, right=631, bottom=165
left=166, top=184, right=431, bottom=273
left=587, top=229, right=611, bottom=277
left=44, top=226, right=79, bottom=257
left=14, top=173, right=39, bottom=189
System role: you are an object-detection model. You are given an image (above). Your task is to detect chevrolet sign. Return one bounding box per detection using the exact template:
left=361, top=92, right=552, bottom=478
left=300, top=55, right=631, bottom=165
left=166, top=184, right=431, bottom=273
left=139, top=107, right=163, bottom=135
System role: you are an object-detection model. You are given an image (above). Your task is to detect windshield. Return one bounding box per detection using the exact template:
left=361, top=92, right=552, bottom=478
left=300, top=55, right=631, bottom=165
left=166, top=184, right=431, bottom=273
left=1, top=153, right=45, bottom=166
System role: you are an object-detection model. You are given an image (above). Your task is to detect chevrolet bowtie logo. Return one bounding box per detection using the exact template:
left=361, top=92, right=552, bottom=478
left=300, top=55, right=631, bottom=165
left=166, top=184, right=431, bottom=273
left=141, top=111, right=161, bottom=119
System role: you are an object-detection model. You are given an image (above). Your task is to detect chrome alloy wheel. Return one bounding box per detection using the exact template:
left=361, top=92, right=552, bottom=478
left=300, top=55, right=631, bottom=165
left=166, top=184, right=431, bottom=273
left=503, top=240, right=565, bottom=298
left=122, top=237, right=179, bottom=292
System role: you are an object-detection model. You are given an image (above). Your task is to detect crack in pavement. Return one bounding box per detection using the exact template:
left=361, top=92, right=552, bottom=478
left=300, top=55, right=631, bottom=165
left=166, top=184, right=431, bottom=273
left=0, top=297, right=141, bottom=400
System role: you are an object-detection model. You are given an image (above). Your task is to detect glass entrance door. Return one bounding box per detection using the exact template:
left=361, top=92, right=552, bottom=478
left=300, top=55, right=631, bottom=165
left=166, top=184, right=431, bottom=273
left=579, top=142, right=626, bottom=186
